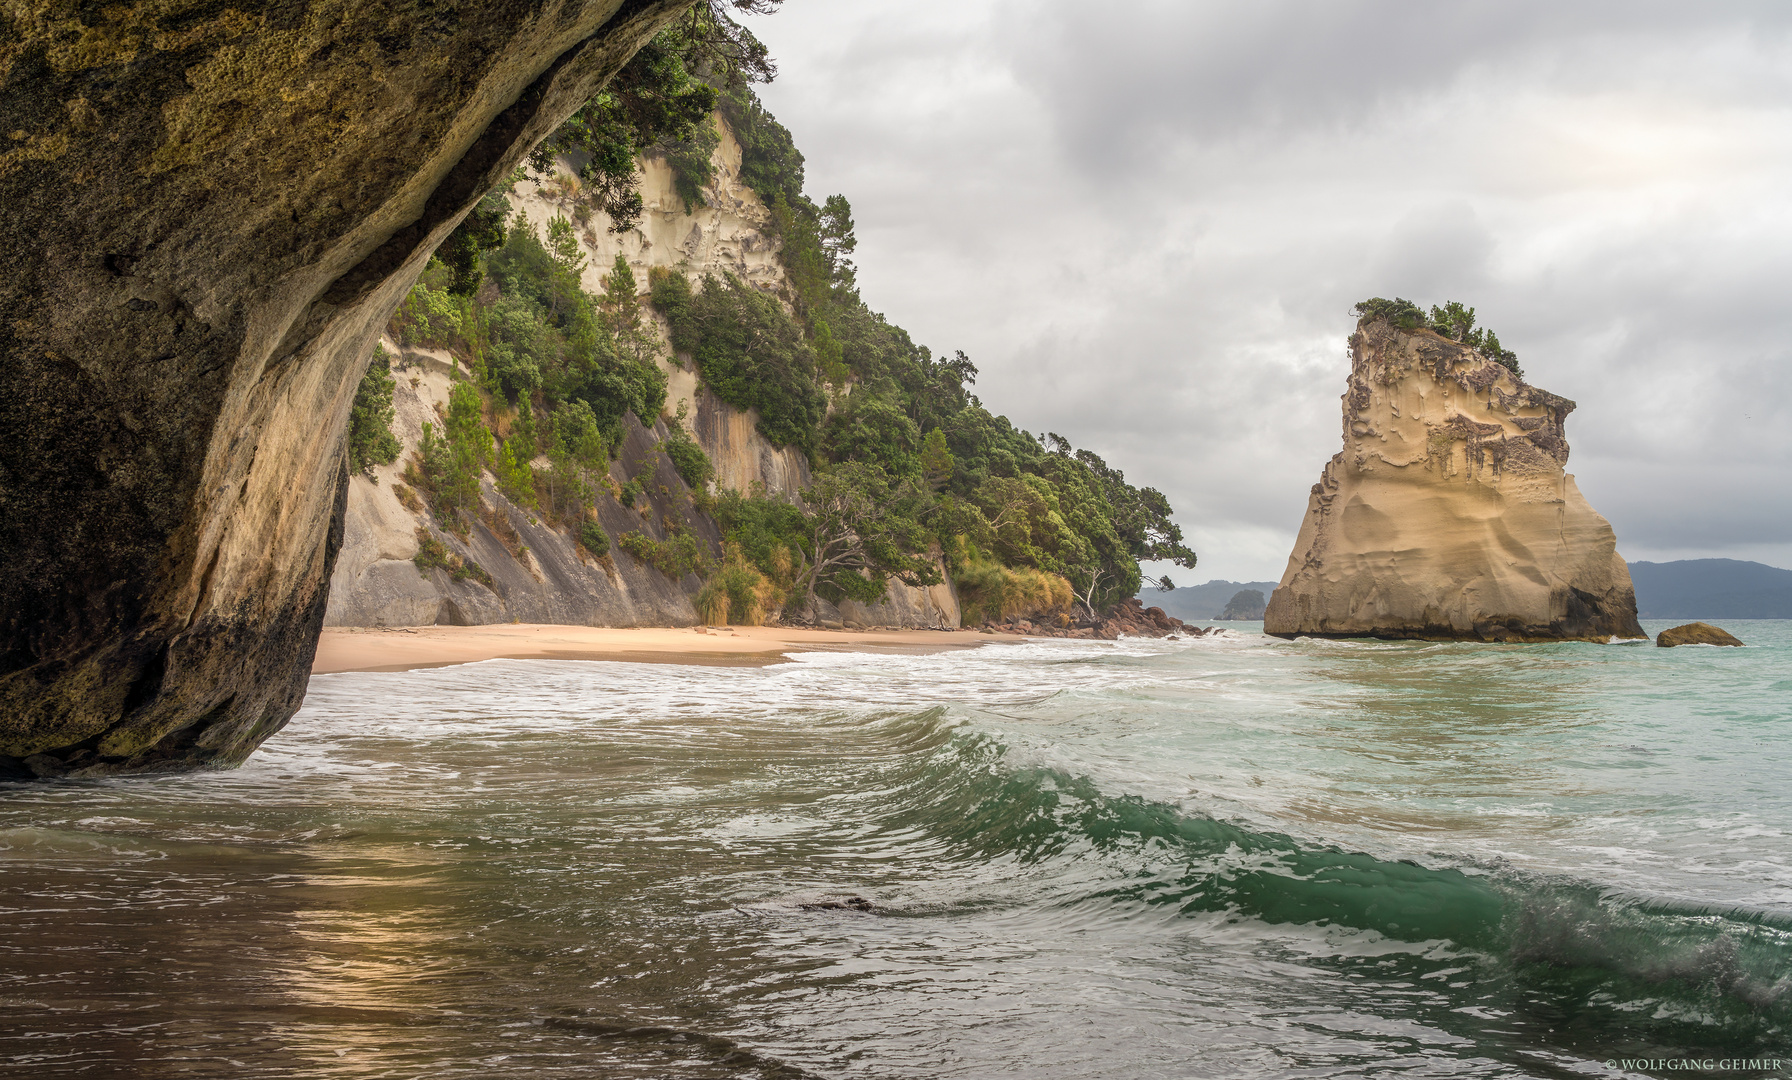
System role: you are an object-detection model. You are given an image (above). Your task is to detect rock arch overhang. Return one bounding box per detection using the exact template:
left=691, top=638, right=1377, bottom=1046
left=0, top=0, right=690, bottom=776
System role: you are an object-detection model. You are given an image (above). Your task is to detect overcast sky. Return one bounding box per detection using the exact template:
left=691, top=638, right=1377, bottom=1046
left=745, top=1, right=1792, bottom=584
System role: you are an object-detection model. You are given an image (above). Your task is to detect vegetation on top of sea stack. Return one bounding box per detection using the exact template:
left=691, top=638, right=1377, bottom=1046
left=1352, top=297, right=1521, bottom=378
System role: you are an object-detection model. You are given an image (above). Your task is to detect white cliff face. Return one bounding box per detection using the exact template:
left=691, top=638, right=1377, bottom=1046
left=507, top=116, right=809, bottom=499
left=323, top=340, right=706, bottom=629
left=1263, top=320, right=1644, bottom=642
left=326, top=119, right=956, bottom=629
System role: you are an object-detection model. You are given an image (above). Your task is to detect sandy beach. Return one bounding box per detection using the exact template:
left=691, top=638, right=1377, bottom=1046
left=311, top=623, right=994, bottom=674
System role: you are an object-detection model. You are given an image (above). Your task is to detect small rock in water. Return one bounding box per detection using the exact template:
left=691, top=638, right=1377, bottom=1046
left=1656, top=622, right=1744, bottom=648
left=798, top=896, right=875, bottom=912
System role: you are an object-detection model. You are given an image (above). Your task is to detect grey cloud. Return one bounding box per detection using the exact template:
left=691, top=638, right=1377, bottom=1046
left=1367, top=201, right=1496, bottom=300
left=749, top=1, right=1792, bottom=580
left=1000, top=2, right=1792, bottom=169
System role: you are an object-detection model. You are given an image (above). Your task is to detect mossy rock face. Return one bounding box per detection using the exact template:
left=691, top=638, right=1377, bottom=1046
left=1656, top=622, right=1745, bottom=648
left=0, top=0, right=687, bottom=776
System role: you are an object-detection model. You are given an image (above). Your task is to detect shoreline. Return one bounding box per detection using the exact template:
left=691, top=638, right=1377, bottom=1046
left=311, top=623, right=993, bottom=675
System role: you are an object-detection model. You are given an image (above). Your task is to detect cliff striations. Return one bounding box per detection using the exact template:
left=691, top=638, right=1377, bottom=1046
left=0, top=0, right=688, bottom=776
left=1264, top=316, right=1644, bottom=643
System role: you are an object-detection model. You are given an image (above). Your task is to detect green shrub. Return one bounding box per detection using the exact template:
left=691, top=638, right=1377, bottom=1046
left=1351, top=296, right=1427, bottom=330
left=664, top=437, right=712, bottom=490
left=618, top=528, right=709, bottom=579
left=439, top=190, right=511, bottom=297
left=579, top=518, right=610, bottom=556
left=648, top=266, right=696, bottom=355
left=1353, top=296, right=1524, bottom=378
left=694, top=576, right=729, bottom=625
left=696, top=550, right=774, bottom=625
left=660, top=412, right=713, bottom=489
left=495, top=436, right=537, bottom=508
left=348, top=345, right=401, bottom=475
left=528, top=27, right=720, bottom=233
left=412, top=528, right=494, bottom=590
left=710, top=488, right=807, bottom=579
left=676, top=273, right=826, bottom=455
left=821, top=390, right=920, bottom=478
left=413, top=529, right=453, bottom=572
left=950, top=538, right=1073, bottom=625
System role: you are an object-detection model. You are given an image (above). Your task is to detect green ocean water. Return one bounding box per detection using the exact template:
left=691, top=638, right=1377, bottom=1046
left=1, top=622, right=1788, bottom=1078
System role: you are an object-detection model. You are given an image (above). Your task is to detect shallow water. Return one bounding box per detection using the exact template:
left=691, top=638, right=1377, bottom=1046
left=2, top=622, right=1788, bottom=1078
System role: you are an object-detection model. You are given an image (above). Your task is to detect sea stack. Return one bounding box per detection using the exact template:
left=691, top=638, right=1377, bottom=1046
left=1264, top=313, right=1643, bottom=642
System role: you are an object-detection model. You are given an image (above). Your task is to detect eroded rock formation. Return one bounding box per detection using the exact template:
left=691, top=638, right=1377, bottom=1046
left=0, top=0, right=687, bottom=776
left=1264, top=317, right=1644, bottom=642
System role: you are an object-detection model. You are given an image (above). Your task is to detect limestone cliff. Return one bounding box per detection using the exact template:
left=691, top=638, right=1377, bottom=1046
left=0, top=0, right=689, bottom=776
left=513, top=119, right=810, bottom=499
left=326, top=116, right=960, bottom=632
left=1263, top=318, right=1643, bottom=642
left=323, top=343, right=708, bottom=628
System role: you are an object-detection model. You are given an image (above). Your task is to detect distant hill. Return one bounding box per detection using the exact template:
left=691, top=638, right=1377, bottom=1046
left=1220, top=589, right=1267, bottom=620
left=1141, top=580, right=1281, bottom=621
left=1142, top=561, right=1791, bottom=622
left=1629, top=559, right=1792, bottom=619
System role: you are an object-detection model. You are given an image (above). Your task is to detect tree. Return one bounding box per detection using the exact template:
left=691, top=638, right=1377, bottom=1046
left=678, top=273, right=826, bottom=455
left=445, top=382, right=490, bottom=468
left=599, top=254, right=641, bottom=333
left=920, top=429, right=954, bottom=492
left=414, top=389, right=486, bottom=528
left=554, top=399, right=608, bottom=467
left=439, top=191, right=511, bottom=297
left=544, top=400, right=606, bottom=523
left=527, top=3, right=783, bottom=233
left=1352, top=296, right=1426, bottom=330
left=975, top=473, right=1091, bottom=575
left=347, top=346, right=402, bottom=475
left=798, top=462, right=940, bottom=619
left=495, top=436, right=537, bottom=509
left=821, top=391, right=920, bottom=478
left=811, top=317, right=847, bottom=385
left=546, top=215, right=587, bottom=279
left=1428, top=301, right=1476, bottom=342
left=484, top=295, right=551, bottom=403
left=529, top=36, right=715, bottom=233
left=817, top=194, right=857, bottom=293
left=1071, top=446, right=1197, bottom=569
